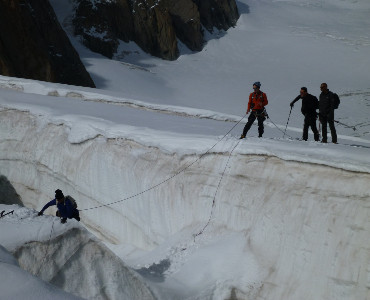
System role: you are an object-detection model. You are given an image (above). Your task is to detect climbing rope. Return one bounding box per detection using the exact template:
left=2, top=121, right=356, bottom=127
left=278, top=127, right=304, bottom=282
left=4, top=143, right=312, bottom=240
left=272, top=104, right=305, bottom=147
left=193, top=138, right=241, bottom=241
left=80, top=114, right=247, bottom=211
left=266, top=112, right=295, bottom=140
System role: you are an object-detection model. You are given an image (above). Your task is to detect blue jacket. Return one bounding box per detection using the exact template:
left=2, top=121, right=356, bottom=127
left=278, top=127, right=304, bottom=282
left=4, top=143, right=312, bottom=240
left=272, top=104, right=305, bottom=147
left=41, top=197, right=77, bottom=219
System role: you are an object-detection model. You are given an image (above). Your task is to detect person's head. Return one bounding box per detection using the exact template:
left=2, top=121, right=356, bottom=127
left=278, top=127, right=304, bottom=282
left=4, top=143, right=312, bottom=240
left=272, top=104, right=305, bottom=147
left=320, top=83, right=328, bottom=93
left=253, top=81, right=261, bottom=91
left=55, top=189, right=64, bottom=202
left=300, top=87, right=308, bottom=97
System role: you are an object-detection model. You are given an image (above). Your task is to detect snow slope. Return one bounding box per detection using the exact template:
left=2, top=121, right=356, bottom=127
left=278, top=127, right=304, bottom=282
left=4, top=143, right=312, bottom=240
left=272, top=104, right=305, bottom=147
left=1, top=0, right=370, bottom=299
left=0, top=245, right=83, bottom=300
left=0, top=204, right=156, bottom=300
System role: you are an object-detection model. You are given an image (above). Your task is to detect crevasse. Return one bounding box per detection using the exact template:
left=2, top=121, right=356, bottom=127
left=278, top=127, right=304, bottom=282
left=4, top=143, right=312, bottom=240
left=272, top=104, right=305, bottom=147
left=1, top=109, right=369, bottom=299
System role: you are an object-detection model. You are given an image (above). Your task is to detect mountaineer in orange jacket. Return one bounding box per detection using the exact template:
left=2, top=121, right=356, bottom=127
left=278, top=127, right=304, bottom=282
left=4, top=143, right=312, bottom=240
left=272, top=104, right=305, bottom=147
left=240, top=82, right=268, bottom=139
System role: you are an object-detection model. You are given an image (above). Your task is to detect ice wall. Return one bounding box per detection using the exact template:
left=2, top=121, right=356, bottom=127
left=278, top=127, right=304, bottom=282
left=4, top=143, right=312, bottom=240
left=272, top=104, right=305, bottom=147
left=12, top=227, right=156, bottom=300
left=1, top=109, right=370, bottom=299
left=0, top=245, right=83, bottom=300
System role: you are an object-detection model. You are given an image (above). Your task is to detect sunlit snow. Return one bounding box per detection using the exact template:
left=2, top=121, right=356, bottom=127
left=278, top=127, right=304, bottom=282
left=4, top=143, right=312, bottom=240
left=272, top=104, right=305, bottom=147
left=1, top=0, right=370, bottom=299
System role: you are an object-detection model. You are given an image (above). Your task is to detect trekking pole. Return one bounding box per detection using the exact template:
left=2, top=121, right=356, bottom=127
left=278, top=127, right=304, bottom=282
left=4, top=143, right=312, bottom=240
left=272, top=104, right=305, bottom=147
left=283, top=106, right=293, bottom=138
left=334, top=120, right=356, bottom=131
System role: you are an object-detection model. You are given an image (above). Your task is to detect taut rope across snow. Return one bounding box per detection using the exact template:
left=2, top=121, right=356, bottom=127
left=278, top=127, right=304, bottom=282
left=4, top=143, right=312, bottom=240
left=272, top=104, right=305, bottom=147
left=265, top=109, right=295, bottom=139
left=79, top=114, right=247, bottom=212
left=33, top=115, right=247, bottom=276
left=193, top=138, right=241, bottom=240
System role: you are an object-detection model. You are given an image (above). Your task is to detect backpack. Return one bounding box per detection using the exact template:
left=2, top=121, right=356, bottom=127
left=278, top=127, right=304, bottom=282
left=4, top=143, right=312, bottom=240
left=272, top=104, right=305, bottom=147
left=333, top=93, right=340, bottom=109
left=66, top=195, right=77, bottom=209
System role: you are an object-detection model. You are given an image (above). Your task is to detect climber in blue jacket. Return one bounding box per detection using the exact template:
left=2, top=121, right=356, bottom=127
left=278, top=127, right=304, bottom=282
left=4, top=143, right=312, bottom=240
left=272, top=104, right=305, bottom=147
left=38, top=189, right=80, bottom=224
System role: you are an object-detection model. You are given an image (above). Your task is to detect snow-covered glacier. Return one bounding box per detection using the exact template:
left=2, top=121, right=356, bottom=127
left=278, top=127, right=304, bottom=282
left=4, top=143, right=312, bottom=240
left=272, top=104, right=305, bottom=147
left=1, top=106, right=369, bottom=300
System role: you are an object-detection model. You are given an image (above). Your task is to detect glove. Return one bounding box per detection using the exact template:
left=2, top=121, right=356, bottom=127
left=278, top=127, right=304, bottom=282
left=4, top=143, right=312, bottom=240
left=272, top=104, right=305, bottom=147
left=61, top=218, right=67, bottom=224
left=290, top=102, right=294, bottom=108
left=38, top=211, right=43, bottom=216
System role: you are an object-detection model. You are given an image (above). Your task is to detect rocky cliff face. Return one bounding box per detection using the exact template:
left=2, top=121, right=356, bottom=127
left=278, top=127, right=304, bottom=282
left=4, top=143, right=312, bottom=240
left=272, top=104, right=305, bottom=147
left=193, top=0, right=240, bottom=32
left=0, top=0, right=238, bottom=87
left=0, top=0, right=95, bottom=87
left=73, top=0, right=240, bottom=60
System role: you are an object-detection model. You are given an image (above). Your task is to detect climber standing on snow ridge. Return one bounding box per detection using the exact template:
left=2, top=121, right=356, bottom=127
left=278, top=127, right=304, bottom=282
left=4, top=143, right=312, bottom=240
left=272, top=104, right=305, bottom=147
left=38, top=189, right=80, bottom=224
left=240, top=81, right=268, bottom=139
left=290, top=87, right=320, bottom=141
left=319, top=83, right=337, bottom=144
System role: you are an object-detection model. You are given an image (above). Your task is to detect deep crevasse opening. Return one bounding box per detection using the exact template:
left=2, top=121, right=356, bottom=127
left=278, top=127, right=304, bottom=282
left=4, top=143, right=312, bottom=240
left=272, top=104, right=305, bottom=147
left=1, top=109, right=369, bottom=300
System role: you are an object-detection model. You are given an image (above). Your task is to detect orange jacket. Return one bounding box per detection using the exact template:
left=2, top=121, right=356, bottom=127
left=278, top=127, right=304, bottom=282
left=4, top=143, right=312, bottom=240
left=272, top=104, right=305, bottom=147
left=247, top=91, right=268, bottom=112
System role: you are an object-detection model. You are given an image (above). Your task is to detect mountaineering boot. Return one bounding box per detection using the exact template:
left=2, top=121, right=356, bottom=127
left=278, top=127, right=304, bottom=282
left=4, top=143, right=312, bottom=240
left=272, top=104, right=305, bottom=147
left=240, top=134, right=245, bottom=139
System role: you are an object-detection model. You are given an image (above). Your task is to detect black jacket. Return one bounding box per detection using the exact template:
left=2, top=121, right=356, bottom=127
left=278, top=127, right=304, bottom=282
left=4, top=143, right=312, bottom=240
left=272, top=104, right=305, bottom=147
left=292, top=93, right=318, bottom=116
left=319, top=90, right=335, bottom=118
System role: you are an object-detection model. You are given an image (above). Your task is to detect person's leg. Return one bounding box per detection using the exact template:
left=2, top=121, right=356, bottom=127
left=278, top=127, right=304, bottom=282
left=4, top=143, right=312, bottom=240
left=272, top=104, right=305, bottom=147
left=321, top=116, right=328, bottom=143
left=72, top=210, right=80, bottom=222
left=257, top=115, right=265, bottom=137
left=302, top=115, right=309, bottom=141
left=308, top=114, right=319, bottom=141
left=328, top=119, right=337, bottom=143
left=241, top=113, right=257, bottom=137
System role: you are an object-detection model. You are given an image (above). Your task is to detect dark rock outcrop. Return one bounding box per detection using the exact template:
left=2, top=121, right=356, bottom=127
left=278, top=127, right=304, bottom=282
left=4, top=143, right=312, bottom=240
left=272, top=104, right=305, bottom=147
left=166, top=0, right=203, bottom=51
left=0, top=0, right=95, bottom=87
left=193, top=0, right=239, bottom=32
left=0, top=0, right=239, bottom=86
left=0, top=175, right=23, bottom=206
left=131, top=0, right=178, bottom=60
left=74, top=0, right=134, bottom=59
left=73, top=0, right=240, bottom=60
left=74, top=0, right=179, bottom=60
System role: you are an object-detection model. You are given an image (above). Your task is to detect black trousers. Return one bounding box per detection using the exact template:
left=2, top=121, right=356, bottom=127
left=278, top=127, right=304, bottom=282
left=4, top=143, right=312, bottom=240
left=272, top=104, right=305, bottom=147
left=242, top=110, right=266, bottom=137
left=303, top=113, right=319, bottom=141
left=56, top=210, right=80, bottom=222
left=320, top=115, right=337, bottom=143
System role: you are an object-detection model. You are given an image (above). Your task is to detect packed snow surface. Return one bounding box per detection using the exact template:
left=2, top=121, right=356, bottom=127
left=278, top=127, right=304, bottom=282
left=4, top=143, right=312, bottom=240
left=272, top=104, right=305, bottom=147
left=1, top=0, right=370, bottom=299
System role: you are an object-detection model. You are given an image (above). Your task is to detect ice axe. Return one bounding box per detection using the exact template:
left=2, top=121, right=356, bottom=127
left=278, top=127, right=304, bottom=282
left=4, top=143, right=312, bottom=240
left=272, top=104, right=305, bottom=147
left=0, top=210, right=14, bottom=218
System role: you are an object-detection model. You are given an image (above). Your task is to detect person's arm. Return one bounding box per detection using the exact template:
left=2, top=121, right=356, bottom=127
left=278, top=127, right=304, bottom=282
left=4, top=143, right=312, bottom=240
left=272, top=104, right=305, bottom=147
left=38, top=199, right=56, bottom=215
left=290, top=95, right=301, bottom=107
left=247, top=94, right=252, bottom=113
left=328, top=92, right=335, bottom=119
left=263, top=93, right=268, bottom=106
